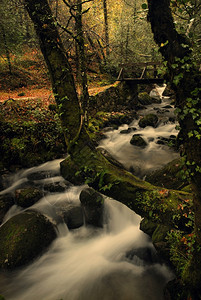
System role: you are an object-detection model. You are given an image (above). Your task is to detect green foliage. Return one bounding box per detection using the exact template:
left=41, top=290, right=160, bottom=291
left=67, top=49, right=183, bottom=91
left=0, top=101, right=66, bottom=168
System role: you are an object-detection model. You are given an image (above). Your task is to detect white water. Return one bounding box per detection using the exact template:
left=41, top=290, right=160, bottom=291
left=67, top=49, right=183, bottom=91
left=0, top=159, right=174, bottom=300
left=99, top=96, right=178, bottom=177
left=0, top=188, right=173, bottom=300
left=0, top=89, right=176, bottom=299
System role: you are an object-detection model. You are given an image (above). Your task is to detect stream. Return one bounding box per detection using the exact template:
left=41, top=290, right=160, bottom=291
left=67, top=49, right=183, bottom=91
left=0, top=88, right=178, bottom=299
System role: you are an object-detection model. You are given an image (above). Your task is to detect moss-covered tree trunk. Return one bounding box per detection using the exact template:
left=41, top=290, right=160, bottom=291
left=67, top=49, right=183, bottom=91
left=24, top=0, right=90, bottom=152
left=147, top=0, right=201, bottom=295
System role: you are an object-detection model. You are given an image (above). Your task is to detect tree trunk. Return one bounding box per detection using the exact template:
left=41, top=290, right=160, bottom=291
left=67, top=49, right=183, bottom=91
left=103, top=0, right=109, bottom=57
left=75, top=0, right=90, bottom=120
left=147, top=0, right=201, bottom=294
left=0, top=24, right=12, bottom=75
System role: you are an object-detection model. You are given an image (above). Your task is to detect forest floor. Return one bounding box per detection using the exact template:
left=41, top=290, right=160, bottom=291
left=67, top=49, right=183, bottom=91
left=0, top=50, right=116, bottom=109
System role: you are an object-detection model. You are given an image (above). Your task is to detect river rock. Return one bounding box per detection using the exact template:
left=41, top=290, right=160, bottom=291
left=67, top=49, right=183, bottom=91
left=15, top=187, right=43, bottom=208
left=43, top=180, right=72, bottom=193
left=62, top=205, right=84, bottom=229
left=130, top=134, right=147, bottom=148
left=0, top=210, right=56, bottom=269
left=138, top=92, right=154, bottom=105
left=126, top=246, right=159, bottom=265
left=80, top=188, right=104, bottom=227
left=120, top=128, right=132, bottom=134
left=0, top=193, right=15, bottom=224
left=27, top=170, right=58, bottom=181
left=139, top=114, right=158, bottom=128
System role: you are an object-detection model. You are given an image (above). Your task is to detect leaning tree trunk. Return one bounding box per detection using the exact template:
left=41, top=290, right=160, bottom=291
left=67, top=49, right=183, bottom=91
left=147, top=0, right=201, bottom=294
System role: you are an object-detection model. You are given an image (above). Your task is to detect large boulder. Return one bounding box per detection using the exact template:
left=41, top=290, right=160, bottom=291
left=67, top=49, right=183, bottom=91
left=0, top=210, right=56, bottom=269
left=0, top=193, right=15, bottom=224
left=139, top=114, right=158, bottom=128
left=15, top=187, right=43, bottom=208
left=80, top=188, right=104, bottom=227
left=130, top=134, right=147, bottom=148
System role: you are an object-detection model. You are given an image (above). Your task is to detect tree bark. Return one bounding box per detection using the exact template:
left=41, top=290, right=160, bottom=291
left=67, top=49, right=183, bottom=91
left=24, top=0, right=89, bottom=152
left=103, top=0, right=109, bottom=57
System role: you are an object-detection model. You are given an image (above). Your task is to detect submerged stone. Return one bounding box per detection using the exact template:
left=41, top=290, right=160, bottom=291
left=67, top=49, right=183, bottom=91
left=0, top=210, right=56, bottom=269
left=80, top=187, right=104, bottom=227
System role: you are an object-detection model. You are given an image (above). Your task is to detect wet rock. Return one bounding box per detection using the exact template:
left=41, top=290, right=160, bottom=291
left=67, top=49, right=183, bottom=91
left=130, top=134, right=147, bottom=148
left=126, top=247, right=159, bottom=265
left=15, top=187, right=43, bottom=208
left=169, top=117, right=176, bottom=123
left=27, top=170, right=58, bottom=181
left=80, top=188, right=104, bottom=227
left=0, top=194, right=15, bottom=224
left=62, top=205, right=84, bottom=229
left=162, top=105, right=173, bottom=109
left=0, top=210, right=56, bottom=269
left=120, top=127, right=136, bottom=134
left=120, top=128, right=132, bottom=134
left=139, top=114, right=158, bottom=128
left=156, top=136, right=177, bottom=148
left=43, top=180, right=72, bottom=193
left=138, top=92, right=154, bottom=105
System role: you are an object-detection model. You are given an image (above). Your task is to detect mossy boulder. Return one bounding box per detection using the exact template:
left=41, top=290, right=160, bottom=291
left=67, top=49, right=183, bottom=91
left=0, top=193, right=15, bottom=224
left=80, top=188, right=104, bottom=227
left=15, top=187, right=43, bottom=208
left=130, top=134, right=147, bottom=148
left=139, top=114, right=158, bottom=128
left=138, top=92, right=154, bottom=105
left=0, top=210, right=56, bottom=269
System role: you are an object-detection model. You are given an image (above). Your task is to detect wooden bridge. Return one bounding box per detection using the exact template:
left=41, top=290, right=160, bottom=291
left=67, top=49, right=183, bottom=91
left=117, top=62, right=164, bottom=84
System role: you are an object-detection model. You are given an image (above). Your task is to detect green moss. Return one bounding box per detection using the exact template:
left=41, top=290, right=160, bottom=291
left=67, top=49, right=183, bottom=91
left=138, top=92, right=153, bottom=105
left=0, top=211, right=56, bottom=269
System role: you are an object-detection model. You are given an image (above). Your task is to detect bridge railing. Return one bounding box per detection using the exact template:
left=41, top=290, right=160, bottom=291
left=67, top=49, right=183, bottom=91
left=117, top=62, right=163, bottom=82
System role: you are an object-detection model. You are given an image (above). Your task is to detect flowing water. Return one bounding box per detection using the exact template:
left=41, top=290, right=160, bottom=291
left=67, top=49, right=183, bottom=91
left=0, top=90, right=177, bottom=299
left=99, top=95, right=179, bottom=178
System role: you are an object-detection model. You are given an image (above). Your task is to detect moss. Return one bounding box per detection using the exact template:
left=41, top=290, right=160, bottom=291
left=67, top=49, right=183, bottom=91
left=138, top=92, right=153, bottom=105
left=15, top=187, right=43, bottom=208
left=146, top=158, right=188, bottom=190
left=139, top=114, right=158, bottom=128
left=0, top=210, right=56, bottom=269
